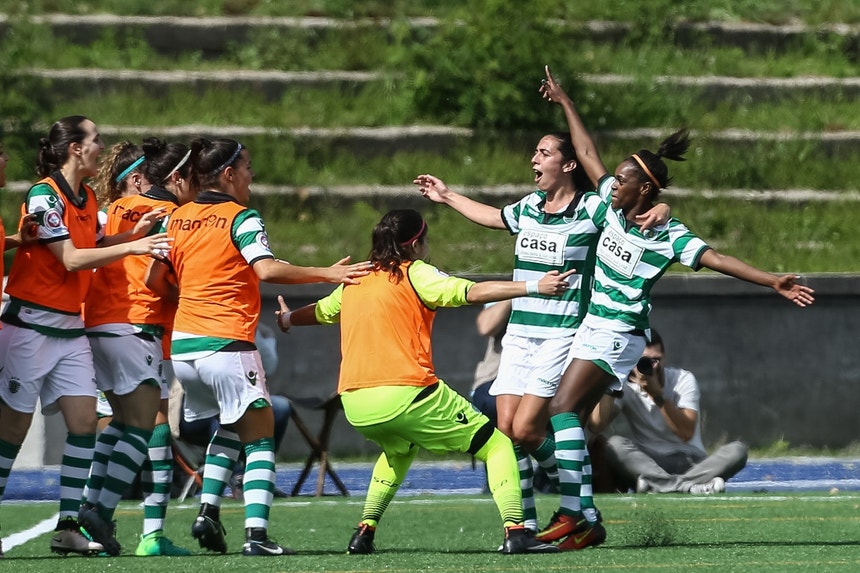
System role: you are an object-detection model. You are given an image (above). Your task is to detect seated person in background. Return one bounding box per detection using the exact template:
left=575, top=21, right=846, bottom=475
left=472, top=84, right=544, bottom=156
left=589, top=330, right=748, bottom=494
left=469, top=300, right=511, bottom=426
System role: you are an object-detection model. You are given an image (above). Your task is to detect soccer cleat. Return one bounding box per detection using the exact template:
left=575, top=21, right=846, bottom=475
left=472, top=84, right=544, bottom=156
left=346, top=522, right=376, bottom=554
left=77, top=507, right=121, bottom=556
left=535, top=511, right=586, bottom=542
left=689, top=477, right=726, bottom=495
left=50, top=528, right=105, bottom=556
left=242, top=537, right=296, bottom=556
left=500, top=526, right=558, bottom=554
left=135, top=531, right=192, bottom=556
left=556, top=520, right=606, bottom=551
left=191, top=514, right=228, bottom=554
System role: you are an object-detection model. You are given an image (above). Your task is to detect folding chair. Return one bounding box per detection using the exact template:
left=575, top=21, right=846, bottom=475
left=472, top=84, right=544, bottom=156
left=171, top=438, right=206, bottom=502
left=287, top=393, right=349, bottom=497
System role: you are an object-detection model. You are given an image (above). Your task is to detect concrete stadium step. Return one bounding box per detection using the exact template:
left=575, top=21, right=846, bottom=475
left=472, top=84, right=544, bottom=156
left=4, top=180, right=857, bottom=202
left=1, top=14, right=858, bottom=56
left=19, top=68, right=860, bottom=103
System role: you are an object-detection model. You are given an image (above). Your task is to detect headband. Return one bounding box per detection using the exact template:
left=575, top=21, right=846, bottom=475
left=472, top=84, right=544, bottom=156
left=400, top=220, right=427, bottom=247
left=162, top=149, right=192, bottom=182
left=206, top=143, right=243, bottom=178
left=631, top=153, right=661, bottom=189
left=115, top=156, right=145, bottom=183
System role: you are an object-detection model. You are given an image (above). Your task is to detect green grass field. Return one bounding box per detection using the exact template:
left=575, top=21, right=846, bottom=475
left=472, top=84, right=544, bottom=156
left=3, top=492, right=859, bottom=571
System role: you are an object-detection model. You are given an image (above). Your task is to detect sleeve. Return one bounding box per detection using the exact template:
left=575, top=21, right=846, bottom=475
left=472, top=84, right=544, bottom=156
left=596, top=173, right=615, bottom=203
left=314, top=284, right=344, bottom=325
left=28, top=183, right=70, bottom=242
left=232, top=208, right=275, bottom=266
left=407, top=260, right=475, bottom=309
left=500, top=195, right=528, bottom=235
left=581, top=191, right=609, bottom=229
left=670, top=368, right=701, bottom=412
left=666, top=220, right=711, bottom=270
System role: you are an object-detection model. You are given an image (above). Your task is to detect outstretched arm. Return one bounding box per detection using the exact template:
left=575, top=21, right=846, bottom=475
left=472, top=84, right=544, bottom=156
left=414, top=174, right=505, bottom=229
left=541, top=65, right=608, bottom=189
left=275, top=296, right=320, bottom=332
left=699, top=249, right=815, bottom=307
left=253, top=256, right=371, bottom=286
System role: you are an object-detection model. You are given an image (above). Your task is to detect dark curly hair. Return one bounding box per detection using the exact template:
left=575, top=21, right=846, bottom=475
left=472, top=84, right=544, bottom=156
left=369, top=209, right=428, bottom=283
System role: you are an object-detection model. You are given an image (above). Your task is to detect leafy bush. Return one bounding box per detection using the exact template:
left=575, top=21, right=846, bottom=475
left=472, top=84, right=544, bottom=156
left=401, top=0, right=577, bottom=130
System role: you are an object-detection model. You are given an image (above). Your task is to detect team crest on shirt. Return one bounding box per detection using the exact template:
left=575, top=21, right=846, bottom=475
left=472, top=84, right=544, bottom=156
left=597, top=227, right=644, bottom=278
left=44, top=209, right=63, bottom=229
left=247, top=370, right=258, bottom=386
left=258, top=232, right=270, bottom=250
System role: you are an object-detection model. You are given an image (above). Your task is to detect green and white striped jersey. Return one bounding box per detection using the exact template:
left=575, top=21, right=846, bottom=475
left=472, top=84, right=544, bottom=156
left=501, top=188, right=608, bottom=338
left=583, top=175, right=710, bottom=334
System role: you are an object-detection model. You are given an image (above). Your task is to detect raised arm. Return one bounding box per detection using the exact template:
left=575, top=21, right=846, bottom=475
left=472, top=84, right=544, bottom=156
left=699, top=249, right=815, bottom=307
left=540, top=65, right=608, bottom=189
left=414, top=174, right=505, bottom=229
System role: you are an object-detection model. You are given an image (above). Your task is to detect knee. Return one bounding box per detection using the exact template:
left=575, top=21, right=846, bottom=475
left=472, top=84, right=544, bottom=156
left=728, top=441, right=750, bottom=465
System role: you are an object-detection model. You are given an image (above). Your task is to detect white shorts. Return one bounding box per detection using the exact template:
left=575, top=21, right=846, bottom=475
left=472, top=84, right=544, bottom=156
left=566, top=324, right=646, bottom=392
left=90, top=334, right=163, bottom=397
left=490, top=333, right=574, bottom=399
left=95, top=358, right=172, bottom=418
left=0, top=324, right=97, bottom=415
left=172, top=350, right=270, bottom=426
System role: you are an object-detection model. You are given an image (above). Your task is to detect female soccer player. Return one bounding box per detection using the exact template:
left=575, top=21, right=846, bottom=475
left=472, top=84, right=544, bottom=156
left=80, top=138, right=195, bottom=556
left=275, top=208, right=574, bottom=554
left=145, top=137, right=370, bottom=557
left=0, top=116, right=170, bottom=556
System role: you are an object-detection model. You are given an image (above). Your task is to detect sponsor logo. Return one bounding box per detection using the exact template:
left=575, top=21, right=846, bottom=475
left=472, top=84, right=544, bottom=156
left=146, top=354, right=153, bottom=366
left=516, top=229, right=566, bottom=266
left=9, top=377, right=21, bottom=393
left=597, top=227, right=644, bottom=278
left=247, top=370, right=258, bottom=386
left=613, top=341, right=622, bottom=351
left=455, top=411, right=468, bottom=424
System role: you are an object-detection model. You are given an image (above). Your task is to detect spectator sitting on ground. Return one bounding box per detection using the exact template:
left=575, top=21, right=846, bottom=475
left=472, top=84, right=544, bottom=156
left=588, top=330, right=748, bottom=494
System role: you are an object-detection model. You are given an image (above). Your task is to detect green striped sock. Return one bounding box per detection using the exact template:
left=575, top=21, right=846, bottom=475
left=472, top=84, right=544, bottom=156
left=60, top=433, right=96, bottom=520
left=550, top=412, right=586, bottom=518
left=97, top=425, right=152, bottom=520
left=514, top=445, right=537, bottom=530
left=84, top=420, right=124, bottom=506
left=200, top=429, right=241, bottom=507
left=243, top=437, right=275, bottom=530
left=141, top=423, right=172, bottom=536
left=0, top=438, right=22, bottom=501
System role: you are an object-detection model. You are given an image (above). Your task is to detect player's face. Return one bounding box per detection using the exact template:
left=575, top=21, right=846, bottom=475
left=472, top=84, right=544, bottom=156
left=610, top=161, right=650, bottom=211
left=531, top=135, right=572, bottom=192
left=72, top=120, right=104, bottom=178
left=228, top=149, right=255, bottom=205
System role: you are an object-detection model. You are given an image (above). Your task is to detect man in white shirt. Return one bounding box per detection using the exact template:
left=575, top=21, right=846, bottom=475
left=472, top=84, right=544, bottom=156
left=589, top=330, right=748, bottom=494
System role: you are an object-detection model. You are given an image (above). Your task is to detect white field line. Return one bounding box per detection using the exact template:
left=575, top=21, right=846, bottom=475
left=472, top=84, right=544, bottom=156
left=2, top=513, right=58, bottom=551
